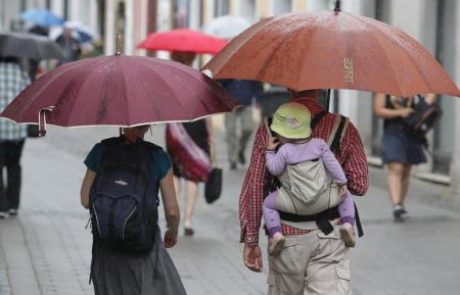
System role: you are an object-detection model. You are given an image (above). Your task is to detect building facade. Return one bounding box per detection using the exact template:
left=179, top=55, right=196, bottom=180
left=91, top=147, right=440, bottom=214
left=0, top=0, right=100, bottom=33
left=2, top=0, right=459, bottom=194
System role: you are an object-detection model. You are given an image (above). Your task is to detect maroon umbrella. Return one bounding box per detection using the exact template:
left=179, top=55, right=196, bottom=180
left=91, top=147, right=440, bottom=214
left=0, top=54, right=238, bottom=134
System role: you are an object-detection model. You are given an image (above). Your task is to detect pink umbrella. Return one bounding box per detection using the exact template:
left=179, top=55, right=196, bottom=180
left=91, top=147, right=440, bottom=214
left=0, top=54, right=238, bottom=135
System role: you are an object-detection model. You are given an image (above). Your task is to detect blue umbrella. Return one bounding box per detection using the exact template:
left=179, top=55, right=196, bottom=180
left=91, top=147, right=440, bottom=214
left=21, top=9, right=64, bottom=27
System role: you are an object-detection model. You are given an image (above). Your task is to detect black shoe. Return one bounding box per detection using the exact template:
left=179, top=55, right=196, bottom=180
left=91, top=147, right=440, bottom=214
left=184, top=227, right=194, bottom=236
left=238, top=151, right=246, bottom=165
left=0, top=212, right=8, bottom=219
left=400, top=205, right=407, bottom=214
left=230, top=162, right=237, bottom=170
left=8, top=209, right=17, bottom=216
left=393, top=205, right=404, bottom=221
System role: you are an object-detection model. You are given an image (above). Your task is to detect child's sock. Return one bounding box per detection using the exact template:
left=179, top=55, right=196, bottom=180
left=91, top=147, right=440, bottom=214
left=340, top=216, right=354, bottom=225
left=268, top=226, right=281, bottom=237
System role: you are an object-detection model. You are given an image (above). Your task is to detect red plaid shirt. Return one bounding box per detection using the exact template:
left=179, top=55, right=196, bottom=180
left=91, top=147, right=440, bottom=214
left=239, top=97, right=369, bottom=246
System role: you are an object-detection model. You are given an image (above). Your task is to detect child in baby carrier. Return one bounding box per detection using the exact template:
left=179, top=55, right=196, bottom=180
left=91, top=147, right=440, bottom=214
left=263, top=102, right=356, bottom=255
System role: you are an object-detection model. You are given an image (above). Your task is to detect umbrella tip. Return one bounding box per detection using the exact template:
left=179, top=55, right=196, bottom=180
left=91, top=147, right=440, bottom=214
left=115, top=33, right=123, bottom=55
left=334, top=0, right=341, bottom=12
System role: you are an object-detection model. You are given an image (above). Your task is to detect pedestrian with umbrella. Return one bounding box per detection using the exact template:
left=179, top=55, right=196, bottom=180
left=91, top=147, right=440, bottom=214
left=204, top=1, right=460, bottom=293
left=165, top=51, right=214, bottom=236
left=0, top=52, right=237, bottom=294
left=55, top=26, right=82, bottom=64
left=20, top=9, right=64, bottom=28
left=0, top=56, right=30, bottom=219
left=0, top=31, right=64, bottom=218
left=138, top=29, right=227, bottom=236
left=204, top=15, right=264, bottom=170
left=80, top=124, right=187, bottom=295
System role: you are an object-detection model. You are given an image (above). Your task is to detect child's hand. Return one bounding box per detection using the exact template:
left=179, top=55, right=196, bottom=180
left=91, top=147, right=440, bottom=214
left=338, top=183, right=348, bottom=199
left=267, top=136, right=280, bottom=151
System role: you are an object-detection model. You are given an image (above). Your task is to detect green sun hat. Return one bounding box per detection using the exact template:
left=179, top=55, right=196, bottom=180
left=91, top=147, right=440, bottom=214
left=270, top=102, right=312, bottom=139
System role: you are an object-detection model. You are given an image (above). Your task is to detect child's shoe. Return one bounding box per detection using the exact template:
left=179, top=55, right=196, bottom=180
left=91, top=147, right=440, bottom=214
left=339, top=223, right=356, bottom=247
left=268, top=232, right=286, bottom=255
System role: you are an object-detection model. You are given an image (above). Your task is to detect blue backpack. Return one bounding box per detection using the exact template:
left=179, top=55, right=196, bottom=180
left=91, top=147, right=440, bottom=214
left=89, top=136, right=160, bottom=252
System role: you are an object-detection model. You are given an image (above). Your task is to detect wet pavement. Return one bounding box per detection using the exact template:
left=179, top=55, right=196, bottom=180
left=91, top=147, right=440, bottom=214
left=0, top=125, right=459, bottom=295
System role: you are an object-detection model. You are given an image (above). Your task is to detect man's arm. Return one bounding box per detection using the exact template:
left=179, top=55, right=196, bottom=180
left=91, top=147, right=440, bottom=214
left=239, top=124, right=268, bottom=245
left=239, top=124, right=268, bottom=272
left=339, top=123, right=369, bottom=196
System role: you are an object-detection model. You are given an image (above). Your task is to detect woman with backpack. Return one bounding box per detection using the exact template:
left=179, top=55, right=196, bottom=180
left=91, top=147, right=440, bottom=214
left=80, top=125, right=186, bottom=295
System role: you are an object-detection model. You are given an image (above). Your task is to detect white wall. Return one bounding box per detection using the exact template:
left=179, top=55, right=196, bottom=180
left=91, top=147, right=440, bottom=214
left=450, top=1, right=460, bottom=192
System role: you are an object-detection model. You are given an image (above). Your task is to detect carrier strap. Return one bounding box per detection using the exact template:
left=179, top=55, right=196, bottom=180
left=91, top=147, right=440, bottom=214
left=279, top=204, right=364, bottom=237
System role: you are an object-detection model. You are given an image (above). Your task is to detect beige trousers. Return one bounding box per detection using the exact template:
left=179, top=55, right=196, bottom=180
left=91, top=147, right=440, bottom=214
left=267, top=226, right=351, bottom=295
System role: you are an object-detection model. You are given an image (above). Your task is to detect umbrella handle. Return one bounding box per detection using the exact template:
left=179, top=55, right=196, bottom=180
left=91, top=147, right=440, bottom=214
left=38, top=106, right=55, bottom=136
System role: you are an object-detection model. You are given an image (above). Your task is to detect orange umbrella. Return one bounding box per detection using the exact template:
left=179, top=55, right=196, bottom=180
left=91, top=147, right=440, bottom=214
left=204, top=6, right=460, bottom=97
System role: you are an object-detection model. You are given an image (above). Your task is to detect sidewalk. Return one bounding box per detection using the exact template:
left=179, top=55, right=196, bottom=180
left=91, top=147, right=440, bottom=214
left=1, top=126, right=459, bottom=295
left=0, top=126, right=268, bottom=295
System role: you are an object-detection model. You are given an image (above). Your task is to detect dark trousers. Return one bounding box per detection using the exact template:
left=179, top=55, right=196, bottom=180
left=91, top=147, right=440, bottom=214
left=0, top=140, right=25, bottom=212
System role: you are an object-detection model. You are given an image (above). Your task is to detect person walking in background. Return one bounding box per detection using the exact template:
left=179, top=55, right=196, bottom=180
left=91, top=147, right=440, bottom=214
left=263, top=102, right=355, bottom=256
left=239, top=89, right=368, bottom=294
left=0, top=56, right=30, bottom=219
left=55, top=27, right=81, bottom=64
left=218, top=79, right=263, bottom=169
left=27, top=25, right=49, bottom=80
left=166, top=51, right=213, bottom=236
left=374, top=93, right=436, bottom=221
left=80, top=125, right=186, bottom=295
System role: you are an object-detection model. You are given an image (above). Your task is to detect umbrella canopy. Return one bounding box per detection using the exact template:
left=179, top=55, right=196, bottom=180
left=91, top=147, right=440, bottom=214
left=0, top=31, right=64, bottom=60
left=50, top=21, right=99, bottom=43
left=137, top=29, right=227, bottom=54
left=204, top=9, right=460, bottom=97
left=0, top=54, right=238, bottom=134
left=21, top=9, right=64, bottom=27
left=204, top=15, right=250, bottom=39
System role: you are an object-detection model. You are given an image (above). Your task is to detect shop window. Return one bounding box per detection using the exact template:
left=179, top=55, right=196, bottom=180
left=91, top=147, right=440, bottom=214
left=214, top=0, right=229, bottom=17
left=274, top=0, right=292, bottom=15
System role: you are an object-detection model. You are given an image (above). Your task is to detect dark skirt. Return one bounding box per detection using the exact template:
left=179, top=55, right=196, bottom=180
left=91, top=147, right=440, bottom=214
left=91, top=233, right=186, bottom=295
left=381, top=121, right=426, bottom=165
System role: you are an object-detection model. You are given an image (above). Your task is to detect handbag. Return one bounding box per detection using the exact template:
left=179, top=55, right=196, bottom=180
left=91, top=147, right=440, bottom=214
left=27, top=125, right=40, bottom=138
left=165, top=123, right=212, bottom=182
left=403, top=95, right=442, bottom=136
left=205, top=167, right=222, bottom=204
left=204, top=143, right=222, bottom=204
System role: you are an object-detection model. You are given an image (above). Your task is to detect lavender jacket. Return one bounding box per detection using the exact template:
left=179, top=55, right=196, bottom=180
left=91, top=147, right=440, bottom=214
left=265, top=138, right=347, bottom=184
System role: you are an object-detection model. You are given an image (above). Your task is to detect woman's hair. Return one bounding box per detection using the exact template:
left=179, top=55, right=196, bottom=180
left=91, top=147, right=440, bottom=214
left=170, top=51, right=196, bottom=66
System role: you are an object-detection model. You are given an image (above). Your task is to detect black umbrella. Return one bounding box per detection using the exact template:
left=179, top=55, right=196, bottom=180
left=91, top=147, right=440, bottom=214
left=0, top=31, right=64, bottom=60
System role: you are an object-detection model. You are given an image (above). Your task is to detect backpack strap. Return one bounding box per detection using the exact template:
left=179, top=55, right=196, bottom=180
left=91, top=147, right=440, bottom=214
left=311, top=110, right=328, bottom=129
left=328, top=114, right=350, bottom=154
left=263, top=117, right=273, bottom=138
